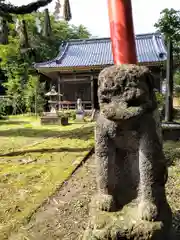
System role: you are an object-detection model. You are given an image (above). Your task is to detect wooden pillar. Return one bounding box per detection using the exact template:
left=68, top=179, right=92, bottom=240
left=165, top=39, right=173, bottom=122
left=58, top=74, right=61, bottom=110
left=1, top=19, right=8, bottom=45
left=160, top=68, right=163, bottom=93
left=91, top=77, right=94, bottom=109
left=50, top=81, right=52, bottom=90
left=22, top=20, right=30, bottom=49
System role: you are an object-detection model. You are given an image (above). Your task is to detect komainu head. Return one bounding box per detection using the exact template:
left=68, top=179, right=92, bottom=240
left=98, top=64, right=157, bottom=121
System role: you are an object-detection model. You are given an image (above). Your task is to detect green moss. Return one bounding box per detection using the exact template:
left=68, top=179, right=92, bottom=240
left=0, top=115, right=94, bottom=239
left=163, top=141, right=180, bottom=166
left=0, top=115, right=94, bottom=155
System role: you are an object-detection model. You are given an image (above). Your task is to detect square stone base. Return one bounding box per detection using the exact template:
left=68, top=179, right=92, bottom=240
left=41, top=115, right=60, bottom=125
left=40, top=115, right=68, bottom=125
left=75, top=113, right=85, bottom=122
left=83, top=203, right=172, bottom=240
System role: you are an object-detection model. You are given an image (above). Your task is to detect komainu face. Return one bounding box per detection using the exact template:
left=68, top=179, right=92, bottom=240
left=98, top=64, right=157, bottom=121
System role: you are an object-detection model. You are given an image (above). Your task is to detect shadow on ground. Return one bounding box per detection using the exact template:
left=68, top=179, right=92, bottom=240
left=0, top=126, right=93, bottom=139
left=0, top=147, right=92, bottom=157
left=0, top=120, right=30, bottom=125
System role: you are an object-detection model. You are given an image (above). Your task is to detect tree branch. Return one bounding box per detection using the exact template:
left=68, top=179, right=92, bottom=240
left=0, top=0, right=53, bottom=15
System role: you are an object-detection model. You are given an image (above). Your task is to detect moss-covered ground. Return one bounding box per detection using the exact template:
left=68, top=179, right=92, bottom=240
left=0, top=115, right=94, bottom=239
left=1, top=115, right=180, bottom=239
left=8, top=140, right=180, bottom=240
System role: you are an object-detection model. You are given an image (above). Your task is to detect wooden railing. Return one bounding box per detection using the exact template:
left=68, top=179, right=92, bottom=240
left=57, top=101, right=92, bottom=110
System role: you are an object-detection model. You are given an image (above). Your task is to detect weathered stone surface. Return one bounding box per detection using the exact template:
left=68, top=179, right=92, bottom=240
left=76, top=98, right=85, bottom=122
left=83, top=202, right=171, bottom=240
left=84, top=64, right=172, bottom=239
left=40, top=115, right=60, bottom=125
left=40, top=115, right=68, bottom=125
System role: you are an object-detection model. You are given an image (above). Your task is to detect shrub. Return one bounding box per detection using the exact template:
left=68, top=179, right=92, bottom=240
left=58, top=110, right=76, bottom=120
left=155, top=91, right=165, bottom=109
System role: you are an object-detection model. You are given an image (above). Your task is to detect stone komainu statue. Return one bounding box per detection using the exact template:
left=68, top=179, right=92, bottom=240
left=84, top=65, right=172, bottom=240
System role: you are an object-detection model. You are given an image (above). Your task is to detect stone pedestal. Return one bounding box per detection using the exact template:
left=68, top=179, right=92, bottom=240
left=76, top=111, right=85, bottom=122
left=83, top=200, right=172, bottom=240
left=41, top=115, right=60, bottom=125
left=76, top=98, right=85, bottom=122
left=40, top=112, right=68, bottom=125
left=162, top=122, right=180, bottom=141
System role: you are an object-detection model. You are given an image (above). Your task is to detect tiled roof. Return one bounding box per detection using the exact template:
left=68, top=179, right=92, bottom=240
left=34, top=33, right=167, bottom=70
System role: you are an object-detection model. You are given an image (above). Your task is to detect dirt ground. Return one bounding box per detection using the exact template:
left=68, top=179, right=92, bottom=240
left=9, top=154, right=180, bottom=240
left=10, top=156, right=96, bottom=240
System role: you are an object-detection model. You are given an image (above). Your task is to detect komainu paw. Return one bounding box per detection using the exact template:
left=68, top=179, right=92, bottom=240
left=92, top=193, right=115, bottom=212
left=138, top=200, right=158, bottom=221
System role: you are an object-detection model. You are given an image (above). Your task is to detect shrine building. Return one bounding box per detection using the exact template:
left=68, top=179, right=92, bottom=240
left=34, top=32, right=167, bottom=109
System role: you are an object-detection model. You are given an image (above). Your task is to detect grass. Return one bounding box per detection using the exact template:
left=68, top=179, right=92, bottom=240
left=0, top=115, right=92, bottom=154
left=0, top=115, right=94, bottom=239
left=10, top=141, right=180, bottom=240
left=1, top=115, right=180, bottom=239
left=164, top=141, right=180, bottom=212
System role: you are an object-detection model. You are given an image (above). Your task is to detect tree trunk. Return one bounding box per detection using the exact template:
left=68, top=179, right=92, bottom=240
left=21, top=20, right=30, bottom=49
left=63, top=0, right=72, bottom=22
left=43, top=8, right=52, bottom=37
left=0, top=19, right=8, bottom=44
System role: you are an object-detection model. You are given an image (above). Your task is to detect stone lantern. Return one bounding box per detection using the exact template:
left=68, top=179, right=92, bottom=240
left=45, top=85, right=59, bottom=115
left=41, top=85, right=68, bottom=125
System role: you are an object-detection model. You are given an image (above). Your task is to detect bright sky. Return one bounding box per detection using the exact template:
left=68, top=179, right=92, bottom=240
left=11, top=0, right=180, bottom=37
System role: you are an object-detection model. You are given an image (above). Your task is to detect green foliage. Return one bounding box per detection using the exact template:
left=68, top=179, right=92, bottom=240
left=173, top=71, right=180, bottom=97
left=58, top=110, right=76, bottom=120
left=155, top=92, right=165, bottom=109
left=24, top=75, right=45, bottom=114
left=164, top=141, right=180, bottom=166
left=3, top=73, right=25, bottom=114
left=1, top=12, right=91, bottom=68
left=0, top=97, right=11, bottom=118
left=0, top=12, right=91, bottom=115
left=174, top=70, right=180, bottom=85
left=155, top=8, right=180, bottom=40
left=154, top=8, right=180, bottom=56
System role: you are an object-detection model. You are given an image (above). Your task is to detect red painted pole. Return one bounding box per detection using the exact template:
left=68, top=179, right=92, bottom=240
left=107, top=0, right=137, bottom=65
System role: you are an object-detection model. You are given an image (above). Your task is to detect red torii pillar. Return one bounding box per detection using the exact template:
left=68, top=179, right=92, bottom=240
left=107, top=0, right=137, bottom=65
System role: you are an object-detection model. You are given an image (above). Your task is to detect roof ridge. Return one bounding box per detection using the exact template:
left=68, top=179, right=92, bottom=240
left=152, top=35, right=162, bottom=55
left=69, top=37, right=110, bottom=42
left=34, top=42, right=69, bottom=68
left=55, top=42, right=69, bottom=64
